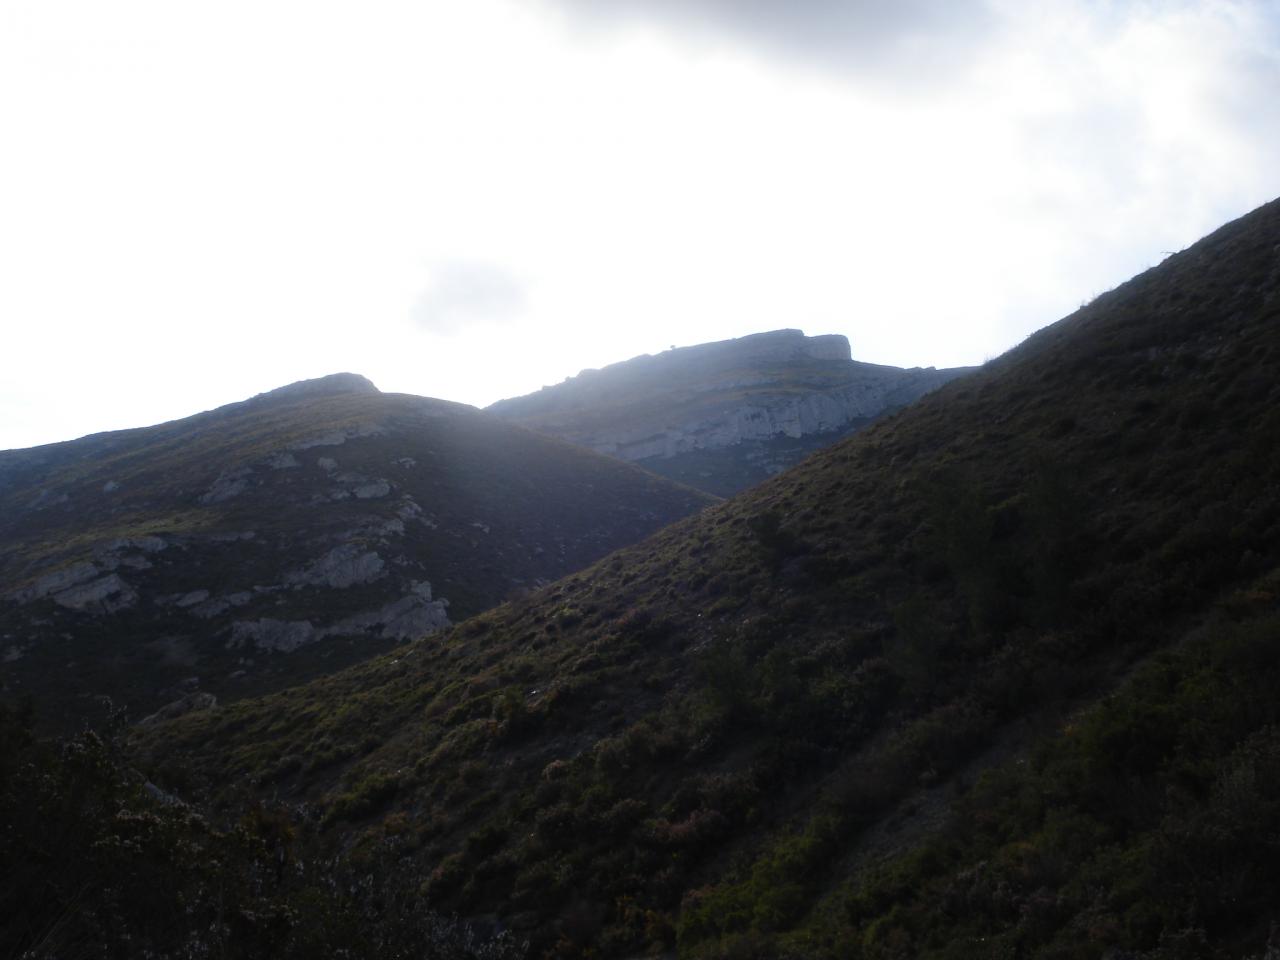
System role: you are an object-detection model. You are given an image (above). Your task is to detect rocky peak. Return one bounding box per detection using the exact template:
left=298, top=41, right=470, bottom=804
left=253, top=373, right=380, bottom=405
left=641, top=328, right=853, bottom=369
left=488, top=329, right=973, bottom=495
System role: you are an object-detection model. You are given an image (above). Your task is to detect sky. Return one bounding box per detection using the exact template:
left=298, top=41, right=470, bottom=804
left=2, top=0, right=1278, bottom=450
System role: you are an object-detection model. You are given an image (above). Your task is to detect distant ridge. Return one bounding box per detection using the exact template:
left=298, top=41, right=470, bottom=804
left=489, top=328, right=972, bottom=494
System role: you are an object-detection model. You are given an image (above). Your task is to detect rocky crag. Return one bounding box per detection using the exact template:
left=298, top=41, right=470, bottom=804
left=0, top=374, right=713, bottom=731
left=488, top=329, right=973, bottom=494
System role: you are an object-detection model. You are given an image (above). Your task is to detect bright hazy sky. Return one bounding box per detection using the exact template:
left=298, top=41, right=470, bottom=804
left=2, top=0, right=1278, bottom=450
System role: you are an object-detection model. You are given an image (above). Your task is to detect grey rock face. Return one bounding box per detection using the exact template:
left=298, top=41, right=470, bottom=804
left=323, top=470, right=392, bottom=501
left=352, top=480, right=391, bottom=499
left=286, top=544, right=386, bottom=589
left=490, top=329, right=972, bottom=469
left=373, top=517, right=405, bottom=537
left=377, top=593, right=451, bottom=639
left=589, top=377, right=940, bottom=461
left=291, top=423, right=387, bottom=451
left=266, top=451, right=301, bottom=470
left=21, top=561, right=101, bottom=601
left=190, top=591, right=252, bottom=620
left=52, top=573, right=138, bottom=613
left=229, top=619, right=318, bottom=653
left=228, top=579, right=450, bottom=653
left=11, top=539, right=166, bottom=611
left=328, top=582, right=451, bottom=641
left=397, top=499, right=424, bottom=522
left=200, top=467, right=252, bottom=504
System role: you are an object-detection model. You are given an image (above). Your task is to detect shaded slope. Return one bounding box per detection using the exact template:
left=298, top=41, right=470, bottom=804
left=139, top=198, right=1280, bottom=957
left=0, top=376, right=713, bottom=731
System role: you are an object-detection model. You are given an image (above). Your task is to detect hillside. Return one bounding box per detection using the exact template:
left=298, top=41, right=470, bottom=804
left=489, top=329, right=972, bottom=495
left=131, top=199, right=1280, bottom=957
left=128, top=196, right=1280, bottom=957
left=0, top=375, right=713, bottom=732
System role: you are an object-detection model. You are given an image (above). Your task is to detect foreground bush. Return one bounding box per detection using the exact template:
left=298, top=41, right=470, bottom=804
left=0, top=702, right=525, bottom=960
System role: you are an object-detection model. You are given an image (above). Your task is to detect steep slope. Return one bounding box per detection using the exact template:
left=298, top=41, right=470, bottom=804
left=139, top=198, right=1280, bottom=958
left=489, top=329, right=972, bottom=495
left=0, top=375, right=713, bottom=731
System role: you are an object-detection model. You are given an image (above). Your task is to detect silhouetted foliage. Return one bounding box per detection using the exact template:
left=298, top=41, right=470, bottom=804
left=0, top=703, right=526, bottom=959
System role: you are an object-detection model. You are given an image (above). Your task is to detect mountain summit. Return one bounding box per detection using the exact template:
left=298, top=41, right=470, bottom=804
left=489, top=329, right=972, bottom=494
left=252, top=372, right=380, bottom=403
left=0, top=379, right=712, bottom=730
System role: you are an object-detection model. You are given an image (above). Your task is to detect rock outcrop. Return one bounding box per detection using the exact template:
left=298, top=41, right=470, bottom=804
left=229, top=619, right=319, bottom=654
left=490, top=329, right=973, bottom=494
left=285, top=544, right=386, bottom=589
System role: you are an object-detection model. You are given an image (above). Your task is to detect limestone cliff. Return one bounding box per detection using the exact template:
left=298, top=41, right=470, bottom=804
left=489, top=329, right=973, bottom=494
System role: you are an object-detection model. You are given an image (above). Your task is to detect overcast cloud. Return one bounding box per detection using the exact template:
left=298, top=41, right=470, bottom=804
left=0, top=0, right=1277, bottom=449
left=552, top=0, right=998, bottom=83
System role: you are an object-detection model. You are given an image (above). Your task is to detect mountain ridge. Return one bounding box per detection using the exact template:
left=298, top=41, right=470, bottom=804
left=489, top=328, right=973, bottom=495
left=136, top=199, right=1280, bottom=956
left=0, top=379, right=713, bottom=732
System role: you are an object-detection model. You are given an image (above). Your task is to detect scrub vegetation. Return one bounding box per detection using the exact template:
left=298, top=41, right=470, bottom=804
left=0, top=379, right=712, bottom=732
left=6, top=197, right=1280, bottom=957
